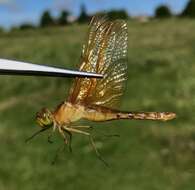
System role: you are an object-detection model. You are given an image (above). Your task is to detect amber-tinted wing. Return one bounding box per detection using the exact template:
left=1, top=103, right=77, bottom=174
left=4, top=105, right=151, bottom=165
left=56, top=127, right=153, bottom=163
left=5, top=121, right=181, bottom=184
left=67, top=16, right=128, bottom=108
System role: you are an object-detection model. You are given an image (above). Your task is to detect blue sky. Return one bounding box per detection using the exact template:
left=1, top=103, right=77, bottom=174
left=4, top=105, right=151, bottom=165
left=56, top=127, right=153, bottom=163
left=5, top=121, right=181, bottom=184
left=0, top=0, right=189, bottom=28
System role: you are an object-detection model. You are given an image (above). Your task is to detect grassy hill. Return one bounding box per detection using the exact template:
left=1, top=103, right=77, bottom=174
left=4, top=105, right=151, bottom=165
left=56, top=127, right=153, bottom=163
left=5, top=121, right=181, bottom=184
left=0, top=19, right=195, bottom=190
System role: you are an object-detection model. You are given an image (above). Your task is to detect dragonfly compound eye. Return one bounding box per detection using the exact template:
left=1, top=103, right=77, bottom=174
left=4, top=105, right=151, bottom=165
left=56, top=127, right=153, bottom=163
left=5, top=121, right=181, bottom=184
left=36, top=108, right=53, bottom=128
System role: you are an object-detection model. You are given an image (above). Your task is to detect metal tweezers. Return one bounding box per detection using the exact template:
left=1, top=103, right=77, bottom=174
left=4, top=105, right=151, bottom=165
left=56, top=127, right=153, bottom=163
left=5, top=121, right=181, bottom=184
left=0, top=58, right=103, bottom=78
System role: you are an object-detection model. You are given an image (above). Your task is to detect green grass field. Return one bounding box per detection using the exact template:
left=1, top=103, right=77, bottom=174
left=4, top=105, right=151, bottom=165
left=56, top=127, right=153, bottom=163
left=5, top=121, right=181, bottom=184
left=0, top=19, right=195, bottom=190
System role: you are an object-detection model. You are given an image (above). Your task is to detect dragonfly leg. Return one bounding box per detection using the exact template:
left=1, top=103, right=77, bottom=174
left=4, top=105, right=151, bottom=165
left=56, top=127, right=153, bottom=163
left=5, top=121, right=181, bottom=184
left=95, top=130, right=120, bottom=139
left=62, top=128, right=72, bottom=153
left=72, top=126, right=118, bottom=140
left=47, top=132, right=54, bottom=143
left=89, top=135, right=109, bottom=167
left=52, top=126, right=70, bottom=165
left=72, top=125, right=93, bottom=129
left=64, top=127, right=109, bottom=167
left=58, top=126, right=68, bottom=144
left=51, top=143, right=66, bottom=165
left=64, top=127, right=90, bottom=135
left=25, top=126, right=51, bottom=143
left=53, top=123, right=57, bottom=132
left=47, top=123, right=58, bottom=143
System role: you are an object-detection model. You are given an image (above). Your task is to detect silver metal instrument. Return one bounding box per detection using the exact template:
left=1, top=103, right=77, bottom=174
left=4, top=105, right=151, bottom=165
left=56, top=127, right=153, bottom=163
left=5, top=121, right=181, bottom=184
left=0, top=58, right=103, bottom=78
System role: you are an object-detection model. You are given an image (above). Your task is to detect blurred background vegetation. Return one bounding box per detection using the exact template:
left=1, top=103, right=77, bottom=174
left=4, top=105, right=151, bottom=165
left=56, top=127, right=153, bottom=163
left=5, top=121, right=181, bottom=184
left=0, top=0, right=195, bottom=31
left=1, top=0, right=195, bottom=190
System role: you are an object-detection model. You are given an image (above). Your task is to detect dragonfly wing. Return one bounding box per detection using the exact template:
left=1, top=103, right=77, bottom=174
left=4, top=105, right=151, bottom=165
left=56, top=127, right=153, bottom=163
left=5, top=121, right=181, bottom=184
left=67, top=16, right=128, bottom=108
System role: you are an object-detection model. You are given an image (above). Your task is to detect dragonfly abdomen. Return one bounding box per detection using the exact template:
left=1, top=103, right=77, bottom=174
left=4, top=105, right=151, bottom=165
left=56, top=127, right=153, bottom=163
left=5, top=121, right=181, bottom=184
left=117, top=111, right=176, bottom=121
left=84, top=106, right=176, bottom=122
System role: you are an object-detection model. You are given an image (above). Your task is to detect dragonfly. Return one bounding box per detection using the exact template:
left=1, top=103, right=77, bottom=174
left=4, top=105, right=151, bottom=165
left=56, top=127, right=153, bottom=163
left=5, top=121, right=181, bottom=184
left=27, top=16, right=176, bottom=164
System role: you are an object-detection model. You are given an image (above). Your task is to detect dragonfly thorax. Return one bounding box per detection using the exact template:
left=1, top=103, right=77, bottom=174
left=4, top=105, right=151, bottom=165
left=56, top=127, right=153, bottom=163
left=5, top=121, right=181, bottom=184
left=53, top=102, right=85, bottom=125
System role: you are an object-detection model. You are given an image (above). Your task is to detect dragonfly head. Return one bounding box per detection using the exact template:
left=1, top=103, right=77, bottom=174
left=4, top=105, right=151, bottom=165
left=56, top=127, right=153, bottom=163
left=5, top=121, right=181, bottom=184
left=36, top=108, right=53, bottom=128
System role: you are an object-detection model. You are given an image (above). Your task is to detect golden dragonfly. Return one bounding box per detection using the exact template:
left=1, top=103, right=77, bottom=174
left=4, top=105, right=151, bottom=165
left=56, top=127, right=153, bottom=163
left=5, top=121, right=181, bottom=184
left=27, top=16, right=176, bottom=164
